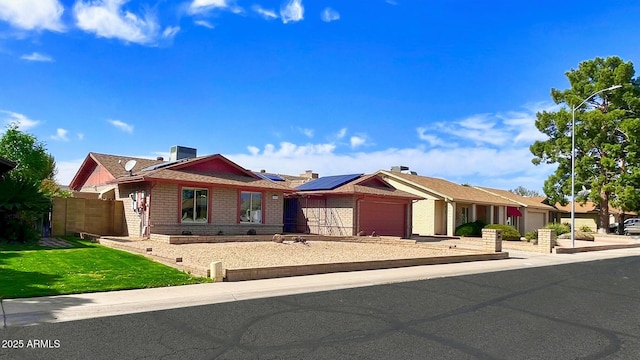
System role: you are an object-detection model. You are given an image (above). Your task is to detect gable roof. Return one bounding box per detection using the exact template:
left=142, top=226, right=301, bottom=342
left=70, top=152, right=294, bottom=192
left=377, top=170, right=516, bottom=206
left=294, top=173, right=421, bottom=199
left=69, top=152, right=165, bottom=190
left=111, top=154, right=294, bottom=192
left=474, top=186, right=555, bottom=210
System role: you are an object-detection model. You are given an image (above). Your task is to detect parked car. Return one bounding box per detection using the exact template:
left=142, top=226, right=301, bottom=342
left=618, top=218, right=640, bottom=235
left=610, top=218, right=640, bottom=234
left=624, top=218, right=640, bottom=227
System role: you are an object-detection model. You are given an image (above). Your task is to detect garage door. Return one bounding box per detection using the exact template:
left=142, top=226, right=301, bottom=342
left=525, top=212, right=545, bottom=233
left=359, top=201, right=406, bottom=237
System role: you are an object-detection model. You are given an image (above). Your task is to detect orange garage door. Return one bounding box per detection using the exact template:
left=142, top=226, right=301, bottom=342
left=359, top=201, right=406, bottom=237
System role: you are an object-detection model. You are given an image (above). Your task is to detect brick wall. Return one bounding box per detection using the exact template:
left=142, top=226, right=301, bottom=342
left=147, top=183, right=284, bottom=236
left=117, top=183, right=148, bottom=237
left=212, top=187, right=236, bottom=224
left=298, top=196, right=356, bottom=236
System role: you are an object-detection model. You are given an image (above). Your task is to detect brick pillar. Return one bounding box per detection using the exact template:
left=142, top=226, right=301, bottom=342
left=538, top=229, right=555, bottom=253
left=481, top=228, right=502, bottom=252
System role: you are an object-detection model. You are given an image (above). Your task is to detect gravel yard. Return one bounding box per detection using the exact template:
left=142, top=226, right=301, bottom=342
left=103, top=239, right=477, bottom=270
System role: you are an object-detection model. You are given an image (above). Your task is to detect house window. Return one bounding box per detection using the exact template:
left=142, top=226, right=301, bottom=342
left=240, top=192, right=262, bottom=223
left=461, top=206, right=470, bottom=223
left=182, top=188, right=208, bottom=222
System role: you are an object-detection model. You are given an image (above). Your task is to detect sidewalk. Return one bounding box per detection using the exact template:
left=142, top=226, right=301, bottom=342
left=4, top=246, right=640, bottom=327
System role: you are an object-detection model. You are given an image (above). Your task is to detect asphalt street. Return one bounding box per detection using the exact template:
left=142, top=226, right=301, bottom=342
left=2, top=255, right=640, bottom=359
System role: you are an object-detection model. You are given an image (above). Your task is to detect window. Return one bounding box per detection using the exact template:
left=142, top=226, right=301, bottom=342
left=240, top=192, right=262, bottom=223
left=461, top=206, right=470, bottom=223
left=181, top=188, right=208, bottom=222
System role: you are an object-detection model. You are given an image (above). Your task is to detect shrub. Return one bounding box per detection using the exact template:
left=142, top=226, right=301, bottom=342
left=484, top=224, right=521, bottom=241
left=545, top=222, right=570, bottom=236
left=454, top=220, right=486, bottom=237
left=580, top=225, right=593, bottom=232
left=524, top=230, right=538, bottom=241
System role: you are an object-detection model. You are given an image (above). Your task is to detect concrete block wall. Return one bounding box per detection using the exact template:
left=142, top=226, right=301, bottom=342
left=481, top=228, right=502, bottom=252
left=538, top=228, right=556, bottom=253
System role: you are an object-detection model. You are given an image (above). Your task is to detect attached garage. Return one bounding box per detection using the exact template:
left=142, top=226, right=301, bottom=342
left=292, top=173, right=420, bottom=238
left=359, top=200, right=407, bottom=237
left=525, top=211, right=546, bottom=233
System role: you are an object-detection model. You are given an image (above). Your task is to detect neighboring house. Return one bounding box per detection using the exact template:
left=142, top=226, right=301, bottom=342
left=377, top=168, right=519, bottom=236
left=0, top=156, right=16, bottom=179
left=553, top=201, right=635, bottom=232
left=287, top=173, right=421, bottom=238
left=474, top=187, right=555, bottom=234
left=69, top=147, right=294, bottom=237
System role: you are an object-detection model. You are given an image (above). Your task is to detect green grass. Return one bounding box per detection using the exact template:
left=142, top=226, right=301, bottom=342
left=0, top=237, right=210, bottom=299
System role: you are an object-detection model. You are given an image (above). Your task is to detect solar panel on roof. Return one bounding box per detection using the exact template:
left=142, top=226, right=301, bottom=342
left=140, top=160, right=179, bottom=172
left=296, top=174, right=362, bottom=191
left=255, top=172, right=285, bottom=181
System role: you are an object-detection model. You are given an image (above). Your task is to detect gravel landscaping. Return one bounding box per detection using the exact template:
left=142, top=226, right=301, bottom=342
left=100, top=239, right=478, bottom=270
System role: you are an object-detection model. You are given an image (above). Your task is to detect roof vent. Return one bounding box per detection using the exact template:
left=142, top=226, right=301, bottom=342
left=169, top=146, right=197, bottom=162
left=391, top=166, right=409, bottom=172
left=156, top=156, right=164, bottom=161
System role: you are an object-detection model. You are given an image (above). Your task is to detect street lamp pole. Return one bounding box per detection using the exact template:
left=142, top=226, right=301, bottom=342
left=570, top=84, right=622, bottom=248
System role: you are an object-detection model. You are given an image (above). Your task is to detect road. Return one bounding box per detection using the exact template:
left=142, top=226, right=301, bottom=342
left=2, top=255, right=640, bottom=359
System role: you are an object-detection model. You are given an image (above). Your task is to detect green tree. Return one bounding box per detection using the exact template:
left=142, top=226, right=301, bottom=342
left=0, top=122, right=56, bottom=183
left=509, top=186, right=542, bottom=197
left=0, top=178, right=51, bottom=242
left=531, top=56, right=640, bottom=233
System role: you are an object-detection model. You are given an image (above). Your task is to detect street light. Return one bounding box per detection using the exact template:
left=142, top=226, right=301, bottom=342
left=571, top=84, right=622, bottom=248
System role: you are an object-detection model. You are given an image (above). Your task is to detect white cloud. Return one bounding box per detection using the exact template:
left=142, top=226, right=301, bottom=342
left=416, top=127, right=451, bottom=147
left=252, top=5, right=278, bottom=19
left=73, top=0, right=161, bottom=45
left=20, top=52, right=54, bottom=62
left=107, top=119, right=134, bottom=133
left=188, top=0, right=228, bottom=14
left=55, top=158, right=85, bottom=186
left=162, top=26, right=180, bottom=39
left=51, top=128, right=69, bottom=141
left=320, top=7, right=339, bottom=22
left=226, top=140, right=553, bottom=193
left=298, top=128, right=314, bottom=138
left=77, top=133, right=84, bottom=140
left=0, top=0, right=64, bottom=32
left=336, top=128, right=347, bottom=139
left=350, top=136, right=365, bottom=148
left=1, top=110, right=40, bottom=130
left=280, top=0, right=303, bottom=24
left=194, top=20, right=215, bottom=28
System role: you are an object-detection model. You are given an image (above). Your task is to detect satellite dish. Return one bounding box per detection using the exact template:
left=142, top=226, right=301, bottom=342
left=124, top=160, right=137, bottom=172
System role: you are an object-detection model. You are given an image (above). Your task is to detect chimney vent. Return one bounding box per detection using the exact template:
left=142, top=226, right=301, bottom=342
left=301, top=170, right=319, bottom=179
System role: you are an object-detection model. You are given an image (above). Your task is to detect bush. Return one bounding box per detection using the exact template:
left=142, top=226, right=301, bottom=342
left=484, top=224, right=521, bottom=241
left=454, top=220, right=486, bottom=237
left=524, top=230, right=538, bottom=241
left=580, top=225, right=593, bottom=232
left=545, top=222, right=570, bottom=236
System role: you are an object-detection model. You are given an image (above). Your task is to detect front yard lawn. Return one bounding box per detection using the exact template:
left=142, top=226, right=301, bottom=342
left=0, top=237, right=210, bottom=299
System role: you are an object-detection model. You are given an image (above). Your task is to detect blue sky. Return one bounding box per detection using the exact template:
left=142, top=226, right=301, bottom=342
left=1, top=0, right=640, bottom=192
